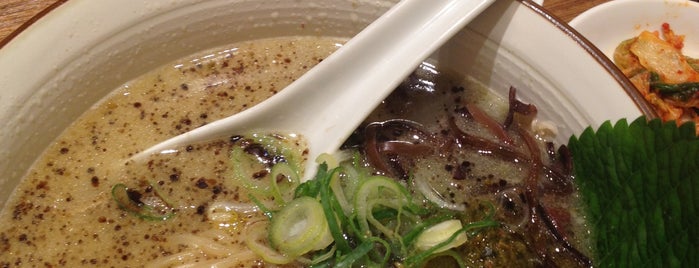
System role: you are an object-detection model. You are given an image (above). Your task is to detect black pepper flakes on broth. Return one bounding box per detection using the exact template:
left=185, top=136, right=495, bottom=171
left=0, top=37, right=341, bottom=267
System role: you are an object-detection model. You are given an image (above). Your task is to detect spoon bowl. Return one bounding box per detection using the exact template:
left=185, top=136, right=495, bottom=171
left=131, top=0, right=494, bottom=180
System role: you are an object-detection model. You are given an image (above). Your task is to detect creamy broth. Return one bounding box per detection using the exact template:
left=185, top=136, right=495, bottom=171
left=0, top=36, right=591, bottom=267
left=0, top=37, right=341, bottom=267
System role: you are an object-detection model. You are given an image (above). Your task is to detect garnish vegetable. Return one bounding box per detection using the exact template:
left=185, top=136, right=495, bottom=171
left=613, top=23, right=699, bottom=133
left=247, top=157, right=499, bottom=267
left=568, top=116, right=699, bottom=267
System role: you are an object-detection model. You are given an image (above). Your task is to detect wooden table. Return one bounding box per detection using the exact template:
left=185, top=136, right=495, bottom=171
left=0, top=0, right=609, bottom=45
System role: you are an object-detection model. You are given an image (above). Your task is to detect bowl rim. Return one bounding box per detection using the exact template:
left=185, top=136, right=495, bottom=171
left=570, top=0, right=699, bottom=27
left=520, top=0, right=657, bottom=119
left=569, top=0, right=699, bottom=57
left=0, top=0, right=657, bottom=119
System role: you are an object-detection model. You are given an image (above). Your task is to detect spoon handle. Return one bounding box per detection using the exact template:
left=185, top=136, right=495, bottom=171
left=132, top=0, right=494, bottom=171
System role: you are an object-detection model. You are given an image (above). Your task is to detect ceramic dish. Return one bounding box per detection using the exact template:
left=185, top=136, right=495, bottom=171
left=0, top=0, right=644, bottom=213
left=569, top=0, right=699, bottom=60
left=0, top=0, right=647, bottom=206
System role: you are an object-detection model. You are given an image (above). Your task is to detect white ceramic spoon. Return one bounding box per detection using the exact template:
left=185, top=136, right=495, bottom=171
left=132, top=0, right=494, bottom=180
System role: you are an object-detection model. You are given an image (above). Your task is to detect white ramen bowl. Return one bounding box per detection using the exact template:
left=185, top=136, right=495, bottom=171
left=0, top=0, right=649, bottom=207
left=570, top=0, right=699, bottom=62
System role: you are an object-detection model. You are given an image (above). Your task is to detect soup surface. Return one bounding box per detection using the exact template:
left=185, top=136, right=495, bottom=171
left=0, top=37, right=341, bottom=267
left=0, top=36, right=591, bottom=267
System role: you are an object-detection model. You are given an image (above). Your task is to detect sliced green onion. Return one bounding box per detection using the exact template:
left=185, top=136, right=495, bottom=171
left=293, top=177, right=322, bottom=198
left=329, top=169, right=353, bottom=215
left=245, top=221, right=296, bottom=264
left=366, top=198, right=404, bottom=238
left=317, top=164, right=353, bottom=253
left=353, top=175, right=411, bottom=235
left=111, top=183, right=175, bottom=221
left=270, top=196, right=334, bottom=257
left=310, top=245, right=336, bottom=265
left=315, top=153, right=340, bottom=169
left=244, top=147, right=505, bottom=267
left=333, top=239, right=375, bottom=268
left=402, top=214, right=454, bottom=247
left=270, top=162, right=300, bottom=206
left=228, top=146, right=267, bottom=195
left=414, top=219, right=468, bottom=253
left=248, top=194, right=273, bottom=220
left=228, top=133, right=304, bottom=205
left=414, top=176, right=466, bottom=211
left=339, top=161, right=362, bottom=200
left=406, top=217, right=499, bottom=267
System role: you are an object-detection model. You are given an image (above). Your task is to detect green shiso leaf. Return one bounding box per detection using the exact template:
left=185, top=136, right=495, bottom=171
left=568, top=116, right=699, bottom=267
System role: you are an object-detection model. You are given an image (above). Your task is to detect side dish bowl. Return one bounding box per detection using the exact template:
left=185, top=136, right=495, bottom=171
left=0, top=0, right=646, bottom=209
left=570, top=0, right=699, bottom=60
